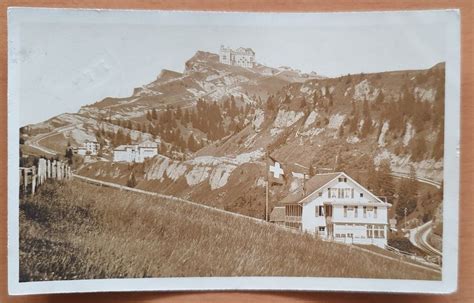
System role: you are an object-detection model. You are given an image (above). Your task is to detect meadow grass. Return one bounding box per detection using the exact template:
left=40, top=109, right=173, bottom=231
left=19, top=180, right=440, bottom=281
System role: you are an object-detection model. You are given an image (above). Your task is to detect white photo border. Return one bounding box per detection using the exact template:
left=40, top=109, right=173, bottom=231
left=7, top=7, right=460, bottom=295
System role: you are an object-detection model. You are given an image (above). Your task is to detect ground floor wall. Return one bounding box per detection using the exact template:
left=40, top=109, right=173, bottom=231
left=333, top=223, right=387, bottom=248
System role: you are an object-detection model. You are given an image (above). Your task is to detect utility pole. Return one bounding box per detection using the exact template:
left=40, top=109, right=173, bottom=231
left=303, top=173, right=307, bottom=197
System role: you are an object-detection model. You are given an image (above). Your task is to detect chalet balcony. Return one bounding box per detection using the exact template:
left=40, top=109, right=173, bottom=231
left=285, top=215, right=302, bottom=222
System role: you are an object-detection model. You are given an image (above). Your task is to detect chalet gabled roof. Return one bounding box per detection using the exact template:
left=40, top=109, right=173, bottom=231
left=280, top=173, right=341, bottom=205
left=279, top=172, right=389, bottom=207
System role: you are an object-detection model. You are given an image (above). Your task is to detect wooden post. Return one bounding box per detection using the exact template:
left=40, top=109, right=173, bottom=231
left=23, top=168, right=28, bottom=193
left=31, top=167, right=36, bottom=195
left=47, top=159, right=51, bottom=179
left=52, top=160, right=56, bottom=179
left=38, top=158, right=46, bottom=185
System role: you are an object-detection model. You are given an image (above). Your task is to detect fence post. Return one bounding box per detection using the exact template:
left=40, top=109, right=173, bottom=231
left=47, top=159, right=51, bottom=179
left=23, top=168, right=28, bottom=193
left=58, top=162, right=62, bottom=181
left=31, top=166, right=36, bottom=195
left=38, top=158, right=46, bottom=185
left=52, top=160, right=57, bottom=179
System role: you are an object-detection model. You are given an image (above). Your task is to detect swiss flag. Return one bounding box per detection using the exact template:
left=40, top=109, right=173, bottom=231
left=268, top=155, right=287, bottom=185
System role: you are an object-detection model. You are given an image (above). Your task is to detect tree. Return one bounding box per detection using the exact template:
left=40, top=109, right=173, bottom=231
left=377, top=160, right=395, bottom=200
left=396, top=165, right=418, bottom=219
left=338, top=124, right=345, bottom=138
left=375, top=91, right=385, bottom=108
left=266, top=95, right=276, bottom=111
left=432, top=125, right=444, bottom=160
left=127, top=172, right=137, bottom=188
left=410, top=135, right=427, bottom=162
left=360, top=117, right=372, bottom=138
left=300, top=97, right=307, bottom=109
left=187, top=134, right=197, bottom=152
left=309, top=165, right=316, bottom=177
left=65, top=146, right=74, bottom=165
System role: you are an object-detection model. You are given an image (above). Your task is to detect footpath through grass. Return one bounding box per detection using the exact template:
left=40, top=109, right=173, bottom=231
left=19, top=180, right=441, bottom=281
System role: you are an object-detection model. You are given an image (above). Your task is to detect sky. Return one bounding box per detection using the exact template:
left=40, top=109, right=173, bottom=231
left=9, top=8, right=452, bottom=126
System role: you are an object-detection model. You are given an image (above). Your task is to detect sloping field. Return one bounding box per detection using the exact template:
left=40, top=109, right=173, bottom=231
left=19, top=180, right=440, bottom=281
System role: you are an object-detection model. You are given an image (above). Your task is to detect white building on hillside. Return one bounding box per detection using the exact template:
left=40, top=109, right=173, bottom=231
left=219, top=45, right=255, bottom=68
left=76, top=139, right=100, bottom=156
left=113, top=141, right=158, bottom=163
left=270, top=172, right=391, bottom=248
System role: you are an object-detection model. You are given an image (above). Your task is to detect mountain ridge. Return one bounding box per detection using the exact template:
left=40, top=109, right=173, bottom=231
left=20, top=51, right=445, bottom=227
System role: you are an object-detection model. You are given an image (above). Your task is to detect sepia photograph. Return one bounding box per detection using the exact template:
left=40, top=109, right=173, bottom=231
left=7, top=8, right=460, bottom=294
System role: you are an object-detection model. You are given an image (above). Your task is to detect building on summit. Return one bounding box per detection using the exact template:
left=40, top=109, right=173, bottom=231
left=219, top=45, right=256, bottom=68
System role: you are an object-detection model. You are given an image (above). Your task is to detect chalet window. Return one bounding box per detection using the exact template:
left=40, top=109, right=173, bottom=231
left=338, top=188, right=342, bottom=198
left=374, top=207, right=378, bottom=218
left=367, top=224, right=385, bottom=238
left=338, top=177, right=343, bottom=182
left=344, top=206, right=347, bottom=217
left=315, top=206, right=322, bottom=217
left=363, top=206, right=367, bottom=218
left=354, top=206, right=358, bottom=218
left=344, top=177, right=347, bottom=182
left=351, top=188, right=354, bottom=198
left=319, top=226, right=325, bottom=231
left=318, top=192, right=322, bottom=197
left=360, top=193, right=364, bottom=198
left=344, top=188, right=351, bottom=198
left=329, top=188, right=337, bottom=198
left=347, top=233, right=353, bottom=238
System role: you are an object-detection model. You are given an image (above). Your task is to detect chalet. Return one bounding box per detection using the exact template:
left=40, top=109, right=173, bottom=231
left=270, top=172, right=391, bottom=248
left=113, top=141, right=158, bottom=163
left=76, top=139, right=100, bottom=156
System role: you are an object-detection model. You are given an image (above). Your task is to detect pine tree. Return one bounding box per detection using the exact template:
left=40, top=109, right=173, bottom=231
left=176, top=106, right=182, bottom=120
left=432, top=125, right=444, bottom=160
left=410, top=135, right=427, bottom=162
left=377, top=160, right=395, bottom=200
left=300, top=97, right=307, bottom=109
left=127, top=172, right=137, bottom=188
left=266, top=95, right=276, bottom=111
left=187, top=134, right=197, bottom=152
left=338, top=124, right=344, bottom=138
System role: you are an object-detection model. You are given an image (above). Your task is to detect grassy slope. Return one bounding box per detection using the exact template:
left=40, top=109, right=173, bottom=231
left=20, top=180, right=440, bottom=281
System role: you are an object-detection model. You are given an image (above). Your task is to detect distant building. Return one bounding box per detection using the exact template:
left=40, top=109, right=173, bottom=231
left=219, top=45, right=255, bottom=68
left=113, top=141, right=158, bottom=163
left=270, top=172, right=391, bottom=248
left=76, top=139, right=100, bottom=156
